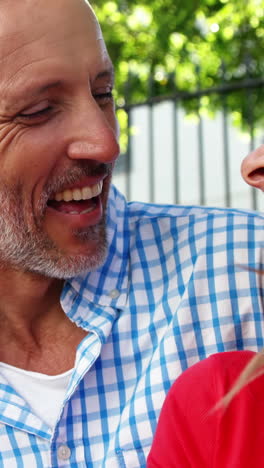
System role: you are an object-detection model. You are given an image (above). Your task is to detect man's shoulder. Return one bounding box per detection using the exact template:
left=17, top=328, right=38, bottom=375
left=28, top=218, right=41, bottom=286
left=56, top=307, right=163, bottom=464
left=126, top=198, right=264, bottom=225
left=108, top=186, right=264, bottom=257
left=110, top=186, right=264, bottom=225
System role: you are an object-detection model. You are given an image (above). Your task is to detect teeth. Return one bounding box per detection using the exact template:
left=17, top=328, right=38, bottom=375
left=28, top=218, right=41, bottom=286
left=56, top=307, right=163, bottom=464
left=80, top=207, right=94, bottom=215
left=72, top=189, right=82, bottom=201
left=53, top=181, right=103, bottom=202
left=62, top=190, right=73, bottom=202
left=67, top=207, right=94, bottom=216
left=54, top=193, right=63, bottom=202
left=82, top=187, right=93, bottom=199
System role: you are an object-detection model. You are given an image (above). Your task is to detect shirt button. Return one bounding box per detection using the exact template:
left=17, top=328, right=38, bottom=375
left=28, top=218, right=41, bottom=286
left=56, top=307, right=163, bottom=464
left=109, top=289, right=120, bottom=299
left=57, top=445, right=71, bottom=461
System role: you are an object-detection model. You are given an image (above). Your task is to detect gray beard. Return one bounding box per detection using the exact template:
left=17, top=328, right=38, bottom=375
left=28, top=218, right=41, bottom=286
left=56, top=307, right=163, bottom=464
left=0, top=183, right=108, bottom=279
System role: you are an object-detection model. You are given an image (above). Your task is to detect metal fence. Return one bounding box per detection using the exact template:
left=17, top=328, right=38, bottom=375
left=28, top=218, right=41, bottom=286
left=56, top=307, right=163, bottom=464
left=113, top=78, right=264, bottom=211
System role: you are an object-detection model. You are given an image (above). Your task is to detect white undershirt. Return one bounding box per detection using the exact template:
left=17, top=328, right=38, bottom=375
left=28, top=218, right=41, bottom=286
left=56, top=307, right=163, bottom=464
left=0, top=362, right=73, bottom=428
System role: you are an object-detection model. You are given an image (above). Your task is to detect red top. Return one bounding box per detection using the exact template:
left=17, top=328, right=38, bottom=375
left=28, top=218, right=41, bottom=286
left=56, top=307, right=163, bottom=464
left=147, top=350, right=264, bottom=467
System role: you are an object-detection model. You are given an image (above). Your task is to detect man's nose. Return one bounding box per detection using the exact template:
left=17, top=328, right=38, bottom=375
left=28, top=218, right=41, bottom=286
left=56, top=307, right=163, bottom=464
left=66, top=98, right=120, bottom=164
left=241, top=144, right=264, bottom=191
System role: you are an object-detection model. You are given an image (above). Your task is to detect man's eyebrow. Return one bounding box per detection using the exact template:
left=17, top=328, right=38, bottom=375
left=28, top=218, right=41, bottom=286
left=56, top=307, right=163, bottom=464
left=5, top=80, right=64, bottom=103
left=3, top=66, right=115, bottom=107
left=35, top=81, right=63, bottom=95
left=95, top=66, right=115, bottom=82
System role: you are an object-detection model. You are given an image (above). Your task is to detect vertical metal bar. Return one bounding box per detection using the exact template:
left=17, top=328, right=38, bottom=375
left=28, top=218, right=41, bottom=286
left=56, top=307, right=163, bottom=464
left=222, top=100, right=231, bottom=207
left=125, top=108, right=131, bottom=201
left=148, top=73, right=155, bottom=203
left=148, top=103, right=155, bottom=203
left=172, top=100, right=180, bottom=204
left=197, top=109, right=205, bottom=205
left=196, top=66, right=205, bottom=205
left=250, top=129, right=257, bottom=211
left=247, top=86, right=257, bottom=210
left=250, top=188, right=257, bottom=207
left=171, top=72, right=180, bottom=205
left=245, top=54, right=257, bottom=211
left=123, top=71, right=132, bottom=201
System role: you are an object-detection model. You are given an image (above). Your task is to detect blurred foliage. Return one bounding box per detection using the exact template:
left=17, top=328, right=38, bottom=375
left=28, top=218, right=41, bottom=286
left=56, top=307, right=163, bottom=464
left=91, top=0, right=264, bottom=149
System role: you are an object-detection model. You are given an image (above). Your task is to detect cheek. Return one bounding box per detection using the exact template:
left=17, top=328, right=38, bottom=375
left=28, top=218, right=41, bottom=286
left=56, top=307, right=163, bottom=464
left=0, top=125, right=63, bottom=179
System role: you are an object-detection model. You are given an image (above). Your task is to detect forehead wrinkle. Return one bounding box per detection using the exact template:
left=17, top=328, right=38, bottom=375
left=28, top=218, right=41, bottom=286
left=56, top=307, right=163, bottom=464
left=0, top=40, right=110, bottom=104
left=0, top=56, right=60, bottom=106
left=0, top=2, right=110, bottom=108
left=0, top=21, right=106, bottom=81
left=0, top=30, right=48, bottom=68
left=0, top=17, right=95, bottom=65
left=1, top=64, right=115, bottom=113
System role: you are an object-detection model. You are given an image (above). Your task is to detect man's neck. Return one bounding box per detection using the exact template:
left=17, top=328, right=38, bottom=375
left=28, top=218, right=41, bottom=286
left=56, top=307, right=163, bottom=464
left=0, top=268, right=63, bottom=331
left=0, top=269, right=87, bottom=374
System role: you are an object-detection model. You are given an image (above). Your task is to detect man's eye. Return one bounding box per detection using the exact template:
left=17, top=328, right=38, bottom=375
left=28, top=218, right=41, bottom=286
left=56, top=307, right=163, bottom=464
left=20, top=107, right=52, bottom=119
left=94, top=90, right=114, bottom=105
left=19, top=102, right=52, bottom=119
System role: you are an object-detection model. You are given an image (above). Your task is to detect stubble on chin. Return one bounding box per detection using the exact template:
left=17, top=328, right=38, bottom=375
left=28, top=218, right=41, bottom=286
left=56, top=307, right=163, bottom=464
left=0, top=180, right=109, bottom=279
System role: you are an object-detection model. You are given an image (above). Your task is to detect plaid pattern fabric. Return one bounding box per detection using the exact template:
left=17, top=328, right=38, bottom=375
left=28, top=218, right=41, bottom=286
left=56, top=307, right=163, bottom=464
left=1, top=185, right=264, bottom=467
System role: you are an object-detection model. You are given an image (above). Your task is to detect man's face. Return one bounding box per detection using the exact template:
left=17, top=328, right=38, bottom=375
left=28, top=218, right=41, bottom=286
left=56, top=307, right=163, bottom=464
left=0, top=0, right=120, bottom=278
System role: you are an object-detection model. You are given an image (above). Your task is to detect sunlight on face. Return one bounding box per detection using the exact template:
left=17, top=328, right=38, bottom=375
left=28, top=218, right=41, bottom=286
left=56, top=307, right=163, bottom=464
left=0, top=0, right=119, bottom=278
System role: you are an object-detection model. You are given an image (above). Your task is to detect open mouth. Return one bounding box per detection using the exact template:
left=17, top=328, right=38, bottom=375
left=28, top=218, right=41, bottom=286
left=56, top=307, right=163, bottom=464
left=47, top=181, right=103, bottom=215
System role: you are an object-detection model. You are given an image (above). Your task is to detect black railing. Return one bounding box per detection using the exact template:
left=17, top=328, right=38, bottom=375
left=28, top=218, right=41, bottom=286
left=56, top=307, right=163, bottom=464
left=114, top=78, right=264, bottom=211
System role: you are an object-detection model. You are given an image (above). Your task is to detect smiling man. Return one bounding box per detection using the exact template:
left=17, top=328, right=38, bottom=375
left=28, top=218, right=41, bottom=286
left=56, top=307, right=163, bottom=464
left=0, top=0, right=264, bottom=467
left=0, top=0, right=119, bottom=279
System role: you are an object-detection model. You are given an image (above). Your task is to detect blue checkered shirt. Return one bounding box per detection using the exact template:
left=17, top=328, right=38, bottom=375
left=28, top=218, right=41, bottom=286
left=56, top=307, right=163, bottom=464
left=1, top=185, right=264, bottom=467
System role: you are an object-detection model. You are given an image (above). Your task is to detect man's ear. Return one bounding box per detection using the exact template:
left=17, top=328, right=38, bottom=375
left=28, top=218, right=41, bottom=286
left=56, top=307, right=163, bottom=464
left=241, top=144, right=264, bottom=191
